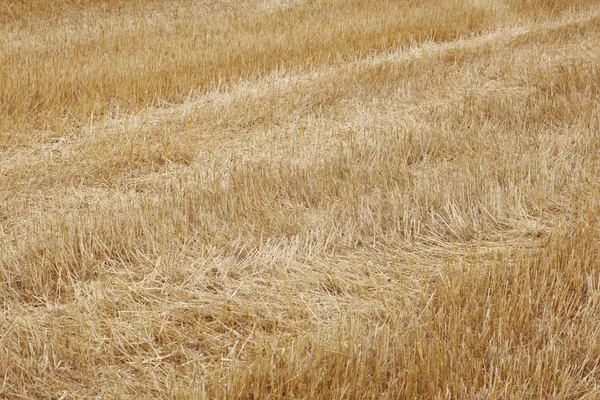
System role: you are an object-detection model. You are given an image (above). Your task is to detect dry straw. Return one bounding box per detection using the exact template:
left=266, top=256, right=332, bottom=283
left=1, top=0, right=600, bottom=397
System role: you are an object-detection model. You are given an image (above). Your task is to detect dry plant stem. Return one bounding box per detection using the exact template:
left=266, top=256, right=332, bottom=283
left=1, top=0, right=600, bottom=398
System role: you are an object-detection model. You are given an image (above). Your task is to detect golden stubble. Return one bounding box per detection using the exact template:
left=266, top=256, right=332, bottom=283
left=1, top=0, right=600, bottom=398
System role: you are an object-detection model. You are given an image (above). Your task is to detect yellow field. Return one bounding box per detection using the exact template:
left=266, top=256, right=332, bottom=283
left=2, top=0, right=600, bottom=398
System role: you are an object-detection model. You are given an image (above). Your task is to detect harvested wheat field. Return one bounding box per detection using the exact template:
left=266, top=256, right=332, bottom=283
left=2, top=0, right=600, bottom=398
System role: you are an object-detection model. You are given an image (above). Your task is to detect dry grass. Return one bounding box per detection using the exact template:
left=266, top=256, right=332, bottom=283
left=1, top=0, right=600, bottom=398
